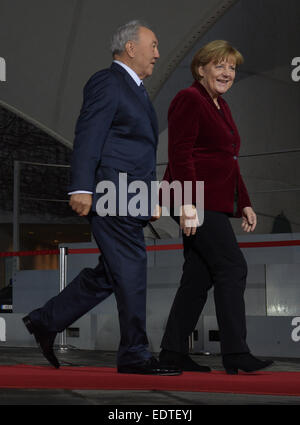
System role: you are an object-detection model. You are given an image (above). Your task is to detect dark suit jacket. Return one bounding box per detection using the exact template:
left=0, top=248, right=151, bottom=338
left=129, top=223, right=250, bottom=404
left=69, top=62, right=158, bottom=218
left=163, top=80, right=251, bottom=217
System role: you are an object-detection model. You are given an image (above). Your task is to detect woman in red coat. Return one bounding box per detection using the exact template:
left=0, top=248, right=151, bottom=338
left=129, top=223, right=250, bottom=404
left=159, top=40, right=273, bottom=374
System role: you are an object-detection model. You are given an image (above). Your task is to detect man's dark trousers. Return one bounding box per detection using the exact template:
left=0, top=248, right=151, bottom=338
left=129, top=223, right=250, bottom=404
left=29, top=213, right=151, bottom=366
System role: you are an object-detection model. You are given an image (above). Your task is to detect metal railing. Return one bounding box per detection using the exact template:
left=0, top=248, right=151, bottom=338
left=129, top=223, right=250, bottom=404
left=59, top=247, right=68, bottom=352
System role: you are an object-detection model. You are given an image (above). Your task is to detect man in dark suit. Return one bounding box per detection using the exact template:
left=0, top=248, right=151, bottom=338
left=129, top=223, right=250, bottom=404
left=23, top=20, right=180, bottom=376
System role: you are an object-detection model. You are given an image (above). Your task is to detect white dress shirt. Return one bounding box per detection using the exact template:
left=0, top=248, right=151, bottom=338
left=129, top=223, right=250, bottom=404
left=69, top=60, right=142, bottom=196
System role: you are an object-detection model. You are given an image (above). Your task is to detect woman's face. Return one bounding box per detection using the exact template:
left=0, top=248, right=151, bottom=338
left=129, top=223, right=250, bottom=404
left=198, top=56, right=236, bottom=98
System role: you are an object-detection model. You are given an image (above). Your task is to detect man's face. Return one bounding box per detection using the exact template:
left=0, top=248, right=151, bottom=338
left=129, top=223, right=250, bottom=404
left=131, top=27, right=159, bottom=79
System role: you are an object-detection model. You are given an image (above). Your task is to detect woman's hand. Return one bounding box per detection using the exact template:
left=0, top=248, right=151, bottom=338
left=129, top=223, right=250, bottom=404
left=242, top=206, right=257, bottom=233
left=180, top=205, right=199, bottom=237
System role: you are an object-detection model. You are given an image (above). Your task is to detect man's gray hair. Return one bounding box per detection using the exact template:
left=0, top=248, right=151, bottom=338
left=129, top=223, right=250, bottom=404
left=110, top=20, right=149, bottom=56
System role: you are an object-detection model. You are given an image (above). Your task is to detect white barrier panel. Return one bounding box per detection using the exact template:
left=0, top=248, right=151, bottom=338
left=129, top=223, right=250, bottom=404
left=0, top=317, right=6, bottom=342
left=0, top=57, right=6, bottom=82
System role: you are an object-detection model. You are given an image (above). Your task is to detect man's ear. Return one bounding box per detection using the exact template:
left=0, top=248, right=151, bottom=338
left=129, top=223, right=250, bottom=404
left=125, top=40, right=136, bottom=58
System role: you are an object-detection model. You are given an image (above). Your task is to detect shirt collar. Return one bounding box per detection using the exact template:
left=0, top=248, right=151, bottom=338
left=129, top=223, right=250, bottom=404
left=113, top=60, right=143, bottom=86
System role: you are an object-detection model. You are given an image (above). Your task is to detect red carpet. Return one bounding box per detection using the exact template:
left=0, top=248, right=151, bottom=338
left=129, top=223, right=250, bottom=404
left=0, top=365, right=300, bottom=396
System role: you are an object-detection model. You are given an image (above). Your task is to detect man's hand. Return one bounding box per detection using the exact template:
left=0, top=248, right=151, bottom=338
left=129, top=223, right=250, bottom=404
left=69, top=193, right=92, bottom=217
left=180, top=205, right=199, bottom=237
left=150, top=205, right=162, bottom=222
left=242, top=206, right=257, bottom=233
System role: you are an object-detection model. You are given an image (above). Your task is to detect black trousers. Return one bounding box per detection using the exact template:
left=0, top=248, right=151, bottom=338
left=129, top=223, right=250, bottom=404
left=161, top=210, right=250, bottom=355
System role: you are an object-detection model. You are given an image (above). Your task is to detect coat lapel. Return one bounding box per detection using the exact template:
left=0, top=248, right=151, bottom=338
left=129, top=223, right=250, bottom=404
left=193, top=80, right=236, bottom=133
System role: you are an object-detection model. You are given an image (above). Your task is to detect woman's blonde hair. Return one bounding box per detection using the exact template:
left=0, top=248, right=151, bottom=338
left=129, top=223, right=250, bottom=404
left=191, top=40, right=244, bottom=81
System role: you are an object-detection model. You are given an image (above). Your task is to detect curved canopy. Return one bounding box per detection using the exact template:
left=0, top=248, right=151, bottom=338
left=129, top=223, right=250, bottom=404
left=0, top=0, right=236, bottom=147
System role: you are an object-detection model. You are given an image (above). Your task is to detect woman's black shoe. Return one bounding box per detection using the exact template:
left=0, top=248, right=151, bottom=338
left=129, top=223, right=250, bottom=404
left=223, top=353, right=274, bottom=375
left=159, top=350, right=211, bottom=372
left=181, top=354, right=211, bottom=372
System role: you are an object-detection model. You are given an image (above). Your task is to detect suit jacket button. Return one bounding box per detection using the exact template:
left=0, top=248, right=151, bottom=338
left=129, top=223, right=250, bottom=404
left=234, top=156, right=237, bottom=160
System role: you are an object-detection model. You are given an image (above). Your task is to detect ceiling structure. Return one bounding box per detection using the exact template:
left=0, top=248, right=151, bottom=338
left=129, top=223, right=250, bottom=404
left=0, top=0, right=237, bottom=146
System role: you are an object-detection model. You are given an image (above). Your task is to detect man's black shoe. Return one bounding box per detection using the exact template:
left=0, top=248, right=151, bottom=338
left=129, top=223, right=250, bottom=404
left=22, top=315, right=60, bottom=369
left=118, top=356, right=182, bottom=375
left=159, top=349, right=211, bottom=372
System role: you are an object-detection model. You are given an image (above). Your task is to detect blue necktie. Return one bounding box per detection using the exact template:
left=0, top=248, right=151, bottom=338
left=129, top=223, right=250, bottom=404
left=139, top=83, right=157, bottom=136
left=139, top=82, right=149, bottom=100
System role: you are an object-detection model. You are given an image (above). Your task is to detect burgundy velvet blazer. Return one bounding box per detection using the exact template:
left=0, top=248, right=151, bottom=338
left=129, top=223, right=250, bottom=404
left=163, top=80, right=251, bottom=217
